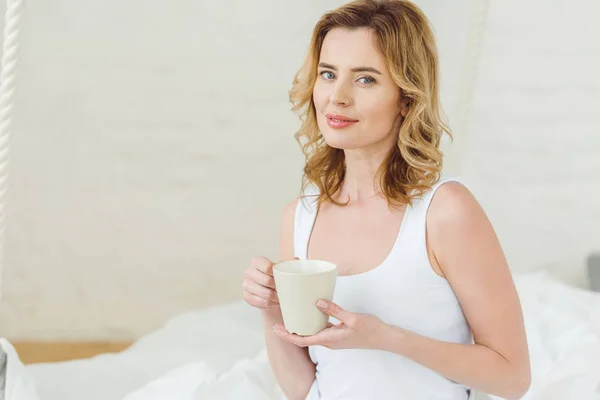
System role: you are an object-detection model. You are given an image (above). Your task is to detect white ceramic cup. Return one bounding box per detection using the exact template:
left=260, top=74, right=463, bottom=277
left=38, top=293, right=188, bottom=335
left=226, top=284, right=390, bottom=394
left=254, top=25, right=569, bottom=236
left=273, top=259, right=337, bottom=336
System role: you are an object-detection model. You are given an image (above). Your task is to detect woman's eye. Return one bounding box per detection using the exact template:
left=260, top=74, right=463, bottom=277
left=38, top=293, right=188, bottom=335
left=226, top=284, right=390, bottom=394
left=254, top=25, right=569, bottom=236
left=358, top=76, right=376, bottom=85
left=320, top=71, right=335, bottom=80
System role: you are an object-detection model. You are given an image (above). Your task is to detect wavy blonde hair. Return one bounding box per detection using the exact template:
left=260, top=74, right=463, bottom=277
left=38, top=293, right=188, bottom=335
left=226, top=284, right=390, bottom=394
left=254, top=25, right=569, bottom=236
left=289, top=0, right=451, bottom=208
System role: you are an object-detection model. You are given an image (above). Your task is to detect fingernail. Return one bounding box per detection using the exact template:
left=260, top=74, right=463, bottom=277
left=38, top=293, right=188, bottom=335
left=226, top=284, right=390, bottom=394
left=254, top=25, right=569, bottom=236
left=317, top=300, right=327, bottom=308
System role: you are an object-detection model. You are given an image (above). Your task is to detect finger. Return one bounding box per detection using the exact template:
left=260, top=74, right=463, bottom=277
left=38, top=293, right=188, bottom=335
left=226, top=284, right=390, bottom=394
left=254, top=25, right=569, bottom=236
left=244, top=292, right=279, bottom=309
left=269, top=256, right=300, bottom=277
left=272, top=325, right=318, bottom=347
left=272, top=256, right=300, bottom=271
left=250, top=268, right=276, bottom=290
left=273, top=324, right=339, bottom=347
left=251, top=256, right=274, bottom=276
left=244, top=280, right=279, bottom=303
left=316, top=300, right=355, bottom=325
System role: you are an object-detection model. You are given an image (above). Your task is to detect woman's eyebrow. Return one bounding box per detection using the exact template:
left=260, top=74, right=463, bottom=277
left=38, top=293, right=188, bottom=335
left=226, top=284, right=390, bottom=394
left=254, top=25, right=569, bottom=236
left=318, top=62, right=382, bottom=75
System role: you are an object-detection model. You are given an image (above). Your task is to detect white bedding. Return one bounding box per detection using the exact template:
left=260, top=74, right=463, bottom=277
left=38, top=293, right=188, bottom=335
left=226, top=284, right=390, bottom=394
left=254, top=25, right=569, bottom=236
left=2, top=271, right=599, bottom=400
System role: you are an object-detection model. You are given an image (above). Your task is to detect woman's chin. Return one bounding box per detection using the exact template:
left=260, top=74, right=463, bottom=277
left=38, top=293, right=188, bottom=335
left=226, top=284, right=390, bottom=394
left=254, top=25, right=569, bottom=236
left=322, top=135, right=363, bottom=150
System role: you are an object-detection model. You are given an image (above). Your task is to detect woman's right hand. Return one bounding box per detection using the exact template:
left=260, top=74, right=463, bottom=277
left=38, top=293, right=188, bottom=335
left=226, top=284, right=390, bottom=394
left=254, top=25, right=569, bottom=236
left=243, top=256, right=281, bottom=312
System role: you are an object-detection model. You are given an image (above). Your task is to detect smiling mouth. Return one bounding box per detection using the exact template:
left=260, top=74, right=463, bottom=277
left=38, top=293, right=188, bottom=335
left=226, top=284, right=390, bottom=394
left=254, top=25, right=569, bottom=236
left=325, top=114, right=359, bottom=129
left=326, top=113, right=358, bottom=122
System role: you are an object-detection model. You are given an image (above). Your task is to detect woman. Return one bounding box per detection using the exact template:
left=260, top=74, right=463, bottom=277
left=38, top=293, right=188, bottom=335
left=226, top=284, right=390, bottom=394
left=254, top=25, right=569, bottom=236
left=242, top=1, right=531, bottom=399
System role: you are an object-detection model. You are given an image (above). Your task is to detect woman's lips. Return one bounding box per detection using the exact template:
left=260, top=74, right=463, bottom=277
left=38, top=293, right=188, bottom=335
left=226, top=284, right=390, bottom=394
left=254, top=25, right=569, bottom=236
left=326, top=113, right=359, bottom=129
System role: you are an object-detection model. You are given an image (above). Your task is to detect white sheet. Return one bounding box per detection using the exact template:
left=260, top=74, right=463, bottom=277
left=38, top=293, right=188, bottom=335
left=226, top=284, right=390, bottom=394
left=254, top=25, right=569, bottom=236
left=24, top=302, right=267, bottom=400
left=0, top=339, right=40, bottom=400
left=2, top=271, right=599, bottom=400
left=501, top=272, right=600, bottom=400
left=121, top=349, right=285, bottom=400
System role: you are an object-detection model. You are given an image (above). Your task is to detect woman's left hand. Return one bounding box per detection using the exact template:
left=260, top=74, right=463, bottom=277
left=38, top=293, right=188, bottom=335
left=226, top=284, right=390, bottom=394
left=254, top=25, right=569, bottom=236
left=272, top=299, right=386, bottom=350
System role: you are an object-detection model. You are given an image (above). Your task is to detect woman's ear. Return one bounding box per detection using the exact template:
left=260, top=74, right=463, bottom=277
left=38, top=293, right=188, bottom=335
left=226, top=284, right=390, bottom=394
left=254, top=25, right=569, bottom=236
left=400, top=97, right=411, bottom=117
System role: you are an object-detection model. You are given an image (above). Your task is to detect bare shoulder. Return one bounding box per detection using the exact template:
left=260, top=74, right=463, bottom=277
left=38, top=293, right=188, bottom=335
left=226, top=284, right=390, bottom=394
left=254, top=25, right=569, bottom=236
left=279, top=196, right=301, bottom=260
left=425, top=181, right=497, bottom=277
left=281, top=196, right=300, bottom=229
left=427, top=181, right=485, bottom=229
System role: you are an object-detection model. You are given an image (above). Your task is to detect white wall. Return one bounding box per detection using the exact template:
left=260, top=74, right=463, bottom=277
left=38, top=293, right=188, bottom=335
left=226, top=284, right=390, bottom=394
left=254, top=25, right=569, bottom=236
left=0, top=0, right=598, bottom=340
left=458, top=0, right=600, bottom=287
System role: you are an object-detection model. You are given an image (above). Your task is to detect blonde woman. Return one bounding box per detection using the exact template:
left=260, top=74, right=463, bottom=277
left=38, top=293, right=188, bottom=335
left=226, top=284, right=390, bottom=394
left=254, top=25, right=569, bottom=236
left=242, top=1, right=531, bottom=399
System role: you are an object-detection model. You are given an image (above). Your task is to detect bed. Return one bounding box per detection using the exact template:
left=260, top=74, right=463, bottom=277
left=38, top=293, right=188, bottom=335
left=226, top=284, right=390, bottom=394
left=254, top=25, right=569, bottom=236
left=1, top=271, right=599, bottom=400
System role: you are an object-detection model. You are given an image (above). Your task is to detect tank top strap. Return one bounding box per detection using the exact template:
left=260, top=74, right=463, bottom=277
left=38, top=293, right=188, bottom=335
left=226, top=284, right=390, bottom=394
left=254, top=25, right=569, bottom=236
left=398, top=175, right=467, bottom=248
left=411, top=175, right=466, bottom=216
left=293, top=184, right=319, bottom=260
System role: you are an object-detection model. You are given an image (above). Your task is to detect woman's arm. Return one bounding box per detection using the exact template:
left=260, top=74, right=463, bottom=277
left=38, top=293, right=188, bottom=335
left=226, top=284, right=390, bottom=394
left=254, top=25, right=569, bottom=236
left=381, top=182, right=530, bottom=399
left=262, top=197, right=316, bottom=400
left=379, top=321, right=529, bottom=399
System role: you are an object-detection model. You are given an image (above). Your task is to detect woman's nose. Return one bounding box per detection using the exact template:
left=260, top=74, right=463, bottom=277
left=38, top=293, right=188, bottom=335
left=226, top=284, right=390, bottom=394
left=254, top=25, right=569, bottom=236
left=330, top=83, right=351, bottom=107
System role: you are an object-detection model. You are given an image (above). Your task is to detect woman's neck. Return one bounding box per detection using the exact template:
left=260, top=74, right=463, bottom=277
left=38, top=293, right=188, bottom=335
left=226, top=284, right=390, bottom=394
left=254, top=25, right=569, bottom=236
left=337, top=147, right=389, bottom=205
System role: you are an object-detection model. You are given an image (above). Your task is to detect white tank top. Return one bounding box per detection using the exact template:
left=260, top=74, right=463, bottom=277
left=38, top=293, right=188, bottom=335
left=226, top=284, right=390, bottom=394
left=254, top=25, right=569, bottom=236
left=294, top=177, right=473, bottom=400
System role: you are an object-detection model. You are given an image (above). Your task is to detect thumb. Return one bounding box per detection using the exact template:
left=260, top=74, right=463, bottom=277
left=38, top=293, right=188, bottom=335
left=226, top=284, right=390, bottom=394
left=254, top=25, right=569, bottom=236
left=316, top=299, right=352, bottom=323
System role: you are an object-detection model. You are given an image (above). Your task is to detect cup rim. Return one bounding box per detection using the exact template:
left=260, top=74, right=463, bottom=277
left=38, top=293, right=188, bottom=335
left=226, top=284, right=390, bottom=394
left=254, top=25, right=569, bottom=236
left=273, top=259, right=337, bottom=275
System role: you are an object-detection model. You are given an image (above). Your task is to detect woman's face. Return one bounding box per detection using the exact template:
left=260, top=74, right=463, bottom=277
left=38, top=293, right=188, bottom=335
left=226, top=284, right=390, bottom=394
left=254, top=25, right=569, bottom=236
left=313, top=27, right=408, bottom=152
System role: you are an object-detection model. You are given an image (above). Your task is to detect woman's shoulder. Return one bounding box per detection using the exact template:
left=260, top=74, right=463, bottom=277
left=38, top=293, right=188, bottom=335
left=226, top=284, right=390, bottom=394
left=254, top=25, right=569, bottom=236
left=425, top=176, right=485, bottom=230
left=282, top=195, right=301, bottom=224
left=281, top=187, right=317, bottom=223
left=296, top=183, right=320, bottom=211
left=279, top=189, right=318, bottom=259
left=412, top=175, right=468, bottom=205
left=279, top=196, right=302, bottom=259
left=282, top=183, right=319, bottom=213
